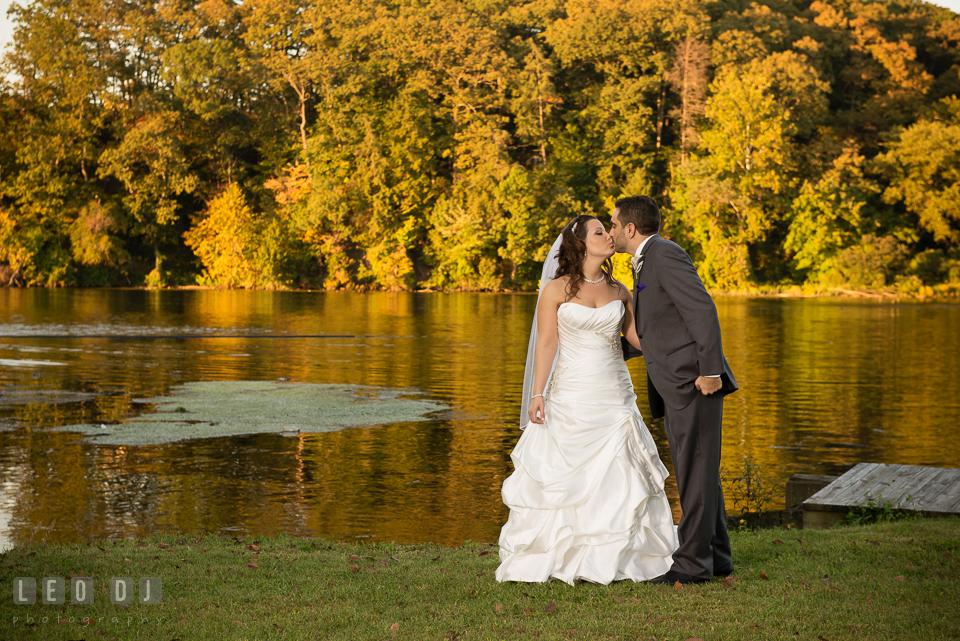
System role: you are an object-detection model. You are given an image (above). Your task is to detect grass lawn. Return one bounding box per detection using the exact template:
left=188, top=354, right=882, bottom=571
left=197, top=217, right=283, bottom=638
left=2, top=518, right=958, bottom=640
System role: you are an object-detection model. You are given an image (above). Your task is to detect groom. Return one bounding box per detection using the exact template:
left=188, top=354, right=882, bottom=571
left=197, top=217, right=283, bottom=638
left=610, top=195, right=738, bottom=585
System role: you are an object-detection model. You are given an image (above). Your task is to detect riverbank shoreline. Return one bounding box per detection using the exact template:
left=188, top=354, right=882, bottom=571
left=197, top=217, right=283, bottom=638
left=3, top=283, right=960, bottom=302
left=3, top=518, right=957, bottom=640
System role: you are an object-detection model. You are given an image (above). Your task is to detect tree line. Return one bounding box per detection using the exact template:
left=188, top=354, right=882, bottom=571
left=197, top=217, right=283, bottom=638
left=1, top=0, right=959, bottom=293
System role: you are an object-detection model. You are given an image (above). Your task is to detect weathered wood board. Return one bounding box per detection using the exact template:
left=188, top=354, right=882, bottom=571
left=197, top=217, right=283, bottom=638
left=801, top=462, right=960, bottom=529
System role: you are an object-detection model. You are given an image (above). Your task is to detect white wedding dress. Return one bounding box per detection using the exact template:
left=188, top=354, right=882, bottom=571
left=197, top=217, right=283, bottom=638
left=497, top=300, right=677, bottom=585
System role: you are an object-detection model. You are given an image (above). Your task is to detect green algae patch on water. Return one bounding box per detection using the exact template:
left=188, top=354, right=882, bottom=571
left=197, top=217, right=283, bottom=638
left=53, top=381, right=448, bottom=446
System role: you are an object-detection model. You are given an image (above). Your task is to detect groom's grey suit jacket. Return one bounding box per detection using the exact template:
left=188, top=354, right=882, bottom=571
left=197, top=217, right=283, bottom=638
left=621, top=235, right=738, bottom=418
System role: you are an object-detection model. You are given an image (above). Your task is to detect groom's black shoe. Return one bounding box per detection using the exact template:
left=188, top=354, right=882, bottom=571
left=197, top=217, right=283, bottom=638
left=715, top=566, right=735, bottom=578
left=645, top=571, right=709, bottom=585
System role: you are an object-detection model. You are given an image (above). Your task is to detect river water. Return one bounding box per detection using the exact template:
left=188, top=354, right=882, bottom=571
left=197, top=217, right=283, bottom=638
left=1, top=289, right=958, bottom=550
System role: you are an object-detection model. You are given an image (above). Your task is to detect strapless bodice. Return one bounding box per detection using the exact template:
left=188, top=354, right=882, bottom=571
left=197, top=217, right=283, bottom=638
left=548, top=299, right=629, bottom=401
left=555, top=299, right=624, bottom=363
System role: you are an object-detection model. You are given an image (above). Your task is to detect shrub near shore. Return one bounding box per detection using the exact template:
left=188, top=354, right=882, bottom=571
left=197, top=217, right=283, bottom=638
left=2, top=519, right=958, bottom=640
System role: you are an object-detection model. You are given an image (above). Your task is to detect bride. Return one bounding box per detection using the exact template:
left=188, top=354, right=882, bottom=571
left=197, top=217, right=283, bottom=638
left=496, top=214, right=677, bottom=585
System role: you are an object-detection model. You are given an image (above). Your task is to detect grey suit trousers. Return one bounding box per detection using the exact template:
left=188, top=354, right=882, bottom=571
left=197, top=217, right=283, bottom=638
left=662, top=392, right=732, bottom=579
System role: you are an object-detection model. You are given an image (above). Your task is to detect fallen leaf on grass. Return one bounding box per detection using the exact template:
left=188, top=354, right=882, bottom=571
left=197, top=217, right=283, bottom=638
left=673, top=580, right=683, bottom=591
left=348, top=555, right=360, bottom=561
left=494, top=603, right=503, bottom=614
left=772, top=540, right=784, bottom=544
left=136, top=542, right=149, bottom=548
left=57, top=618, right=68, bottom=625
left=907, top=562, right=915, bottom=568
left=124, top=558, right=132, bottom=563
left=894, top=576, right=904, bottom=582
left=432, top=555, right=441, bottom=562
left=247, top=544, right=260, bottom=552
left=613, top=596, right=624, bottom=603
left=632, top=597, right=643, bottom=604
left=719, top=578, right=735, bottom=589
left=944, top=553, right=953, bottom=560
left=390, top=623, right=399, bottom=631
left=759, top=571, right=769, bottom=581
left=347, top=564, right=359, bottom=572
left=159, top=543, right=170, bottom=549
left=545, top=602, right=556, bottom=613
left=523, top=608, right=531, bottom=616
left=818, top=636, right=828, bottom=641
left=247, top=562, right=259, bottom=570
left=871, top=542, right=880, bottom=547
left=234, top=620, right=245, bottom=627
left=478, top=551, right=490, bottom=557
left=327, top=582, right=335, bottom=588
left=749, top=625, right=762, bottom=630
left=797, top=538, right=806, bottom=544
left=801, top=579, right=810, bottom=588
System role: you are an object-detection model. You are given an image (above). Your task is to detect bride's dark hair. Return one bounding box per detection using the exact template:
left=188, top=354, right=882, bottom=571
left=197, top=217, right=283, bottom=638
left=554, top=214, right=615, bottom=301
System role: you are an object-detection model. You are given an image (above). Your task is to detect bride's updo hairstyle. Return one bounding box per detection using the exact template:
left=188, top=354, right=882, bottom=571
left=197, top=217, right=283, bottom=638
left=554, top=214, right=615, bottom=301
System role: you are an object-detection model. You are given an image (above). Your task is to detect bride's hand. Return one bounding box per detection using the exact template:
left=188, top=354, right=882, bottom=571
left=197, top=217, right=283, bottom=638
left=528, top=397, right=546, bottom=424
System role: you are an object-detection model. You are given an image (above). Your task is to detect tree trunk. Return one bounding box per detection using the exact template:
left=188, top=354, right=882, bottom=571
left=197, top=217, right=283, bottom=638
left=8, top=266, right=23, bottom=287
left=282, top=70, right=310, bottom=167
left=536, top=67, right=547, bottom=167
left=656, top=79, right=666, bottom=150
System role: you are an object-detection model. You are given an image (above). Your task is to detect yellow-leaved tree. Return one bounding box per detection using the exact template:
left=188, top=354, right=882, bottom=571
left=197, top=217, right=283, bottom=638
left=184, top=184, right=289, bottom=289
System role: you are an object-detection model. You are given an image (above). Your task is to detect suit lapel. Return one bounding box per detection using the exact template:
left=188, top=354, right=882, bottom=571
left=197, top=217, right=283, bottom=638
left=633, top=234, right=660, bottom=331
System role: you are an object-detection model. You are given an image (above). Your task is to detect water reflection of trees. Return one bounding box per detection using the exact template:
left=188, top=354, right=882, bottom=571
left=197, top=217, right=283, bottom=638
left=0, top=292, right=958, bottom=546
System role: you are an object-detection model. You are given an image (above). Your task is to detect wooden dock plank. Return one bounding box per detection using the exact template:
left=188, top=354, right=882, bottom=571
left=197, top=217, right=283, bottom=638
left=909, top=469, right=960, bottom=513
left=805, top=463, right=893, bottom=510
left=802, top=463, right=960, bottom=525
left=804, top=463, right=879, bottom=510
left=875, top=465, right=933, bottom=507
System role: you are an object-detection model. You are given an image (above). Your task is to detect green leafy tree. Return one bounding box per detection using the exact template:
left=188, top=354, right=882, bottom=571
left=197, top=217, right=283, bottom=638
left=98, top=112, right=199, bottom=285
left=785, top=148, right=883, bottom=284
left=672, top=51, right=829, bottom=288
left=875, top=97, right=960, bottom=247
left=184, top=183, right=290, bottom=288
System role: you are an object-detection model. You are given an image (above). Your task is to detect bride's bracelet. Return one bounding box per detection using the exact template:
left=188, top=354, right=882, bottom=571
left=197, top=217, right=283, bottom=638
left=531, top=393, right=544, bottom=400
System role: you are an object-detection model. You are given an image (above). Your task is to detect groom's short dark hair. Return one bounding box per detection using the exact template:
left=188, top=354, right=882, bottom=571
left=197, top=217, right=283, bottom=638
left=615, top=195, right=660, bottom=236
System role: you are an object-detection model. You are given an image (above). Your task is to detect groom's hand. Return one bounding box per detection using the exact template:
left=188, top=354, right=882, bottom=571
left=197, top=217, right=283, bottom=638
left=695, top=376, right=722, bottom=395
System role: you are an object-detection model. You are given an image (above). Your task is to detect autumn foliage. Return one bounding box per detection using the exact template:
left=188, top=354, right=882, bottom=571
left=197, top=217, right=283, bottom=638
left=1, top=0, right=959, bottom=291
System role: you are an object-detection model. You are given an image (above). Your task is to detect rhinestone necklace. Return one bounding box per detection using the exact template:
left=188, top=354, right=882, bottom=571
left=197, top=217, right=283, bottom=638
left=583, top=275, right=604, bottom=284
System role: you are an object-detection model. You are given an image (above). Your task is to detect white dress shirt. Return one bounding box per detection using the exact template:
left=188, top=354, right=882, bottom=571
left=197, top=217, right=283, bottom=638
left=631, top=236, right=654, bottom=272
